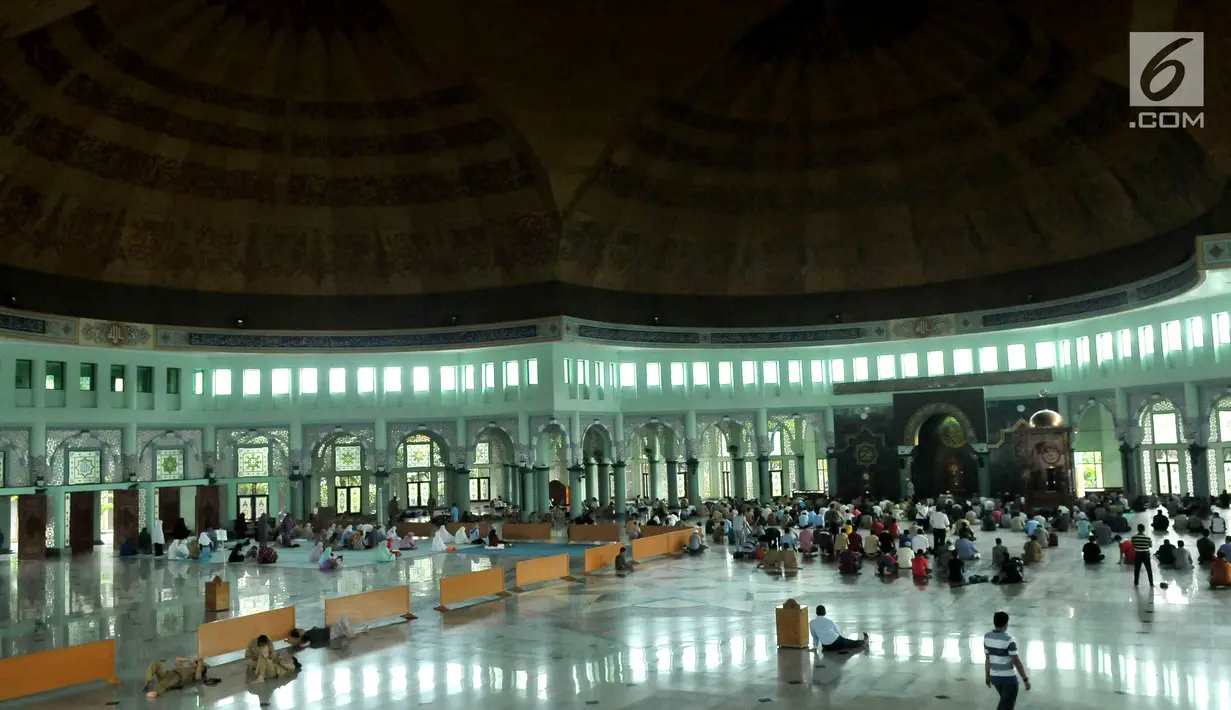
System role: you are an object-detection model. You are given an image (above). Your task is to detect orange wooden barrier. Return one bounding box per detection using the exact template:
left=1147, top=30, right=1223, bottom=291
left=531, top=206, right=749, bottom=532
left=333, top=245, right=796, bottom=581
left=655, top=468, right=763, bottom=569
left=0, top=639, right=119, bottom=702
left=501, top=522, right=553, bottom=540
left=584, top=543, right=624, bottom=573
left=568, top=524, right=621, bottom=543
left=395, top=522, right=436, bottom=538
left=197, top=606, right=297, bottom=659
left=641, top=524, right=691, bottom=538
left=445, top=522, right=491, bottom=537
left=325, top=585, right=414, bottom=626
left=436, top=567, right=509, bottom=611
left=513, top=553, right=572, bottom=590
left=630, top=529, right=690, bottom=561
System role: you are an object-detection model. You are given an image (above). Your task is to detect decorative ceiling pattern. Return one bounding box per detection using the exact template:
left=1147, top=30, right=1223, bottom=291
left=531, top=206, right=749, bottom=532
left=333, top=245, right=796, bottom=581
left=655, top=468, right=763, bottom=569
left=0, top=0, right=1226, bottom=328
left=0, top=0, right=556, bottom=297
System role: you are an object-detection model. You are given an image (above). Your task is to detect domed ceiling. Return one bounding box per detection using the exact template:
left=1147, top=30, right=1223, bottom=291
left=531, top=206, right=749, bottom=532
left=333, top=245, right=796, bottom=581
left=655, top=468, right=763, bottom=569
left=0, top=0, right=1226, bottom=329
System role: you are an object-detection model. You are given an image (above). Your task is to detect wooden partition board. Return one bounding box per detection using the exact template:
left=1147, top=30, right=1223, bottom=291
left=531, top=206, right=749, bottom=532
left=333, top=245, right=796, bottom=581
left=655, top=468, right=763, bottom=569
left=501, top=523, right=553, bottom=540
left=436, top=567, right=508, bottom=611
left=0, top=639, right=119, bottom=702
left=631, top=530, right=690, bottom=561
left=325, top=586, right=414, bottom=626
left=513, top=554, right=572, bottom=590
left=584, top=543, right=624, bottom=573
left=445, top=522, right=491, bottom=537
left=568, top=524, right=621, bottom=543
left=197, top=606, right=297, bottom=659
left=395, top=522, right=436, bottom=539
left=641, top=525, right=692, bottom=538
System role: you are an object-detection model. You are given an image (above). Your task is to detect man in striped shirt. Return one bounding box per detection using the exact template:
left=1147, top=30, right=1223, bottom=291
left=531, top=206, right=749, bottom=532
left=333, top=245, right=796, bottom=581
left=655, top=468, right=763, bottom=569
left=984, top=611, right=1030, bottom=710
left=1131, top=524, right=1155, bottom=587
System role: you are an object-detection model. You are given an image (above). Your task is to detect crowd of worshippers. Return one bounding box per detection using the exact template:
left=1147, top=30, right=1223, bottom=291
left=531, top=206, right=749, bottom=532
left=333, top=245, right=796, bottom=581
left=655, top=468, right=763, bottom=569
left=693, top=490, right=1230, bottom=589
left=142, top=618, right=367, bottom=698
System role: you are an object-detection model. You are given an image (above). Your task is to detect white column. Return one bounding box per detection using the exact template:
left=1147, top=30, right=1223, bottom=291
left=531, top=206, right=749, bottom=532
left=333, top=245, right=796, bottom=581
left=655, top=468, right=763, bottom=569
left=124, top=364, right=137, bottom=409
left=32, top=359, right=46, bottom=409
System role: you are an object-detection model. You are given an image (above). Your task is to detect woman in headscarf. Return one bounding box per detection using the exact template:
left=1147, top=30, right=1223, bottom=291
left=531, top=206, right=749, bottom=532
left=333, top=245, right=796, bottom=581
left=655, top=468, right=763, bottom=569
left=279, top=514, right=297, bottom=547
left=166, top=538, right=189, bottom=560
left=198, top=537, right=214, bottom=564
left=487, top=528, right=504, bottom=548
left=257, top=545, right=278, bottom=564
left=431, top=526, right=452, bottom=552
left=308, top=540, right=325, bottom=563
left=339, top=526, right=355, bottom=548
left=319, top=547, right=341, bottom=570
left=377, top=537, right=399, bottom=562
left=349, top=528, right=367, bottom=551
left=152, top=518, right=166, bottom=556
left=228, top=541, right=247, bottom=563
left=452, top=527, right=470, bottom=547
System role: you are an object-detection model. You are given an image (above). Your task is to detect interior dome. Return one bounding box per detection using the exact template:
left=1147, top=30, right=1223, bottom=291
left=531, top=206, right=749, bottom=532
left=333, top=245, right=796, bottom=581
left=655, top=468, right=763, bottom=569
left=0, top=0, right=1225, bottom=330
left=1029, top=409, right=1064, bottom=428
left=0, top=0, right=557, bottom=303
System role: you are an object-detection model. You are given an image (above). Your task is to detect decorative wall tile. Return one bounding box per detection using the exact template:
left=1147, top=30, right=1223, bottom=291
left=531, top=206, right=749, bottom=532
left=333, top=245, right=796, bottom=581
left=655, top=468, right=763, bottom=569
left=0, top=428, right=30, bottom=487
left=217, top=428, right=290, bottom=478
left=137, top=429, right=203, bottom=481
left=47, top=428, right=120, bottom=485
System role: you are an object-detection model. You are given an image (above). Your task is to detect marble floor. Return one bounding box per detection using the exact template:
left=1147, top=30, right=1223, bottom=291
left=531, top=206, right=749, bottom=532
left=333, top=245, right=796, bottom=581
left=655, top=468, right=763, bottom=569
left=2, top=514, right=1229, bottom=710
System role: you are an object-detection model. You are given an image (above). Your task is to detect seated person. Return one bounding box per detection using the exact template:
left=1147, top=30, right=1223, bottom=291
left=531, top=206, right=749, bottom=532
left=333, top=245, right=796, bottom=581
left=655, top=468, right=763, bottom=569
left=688, top=528, right=707, bottom=555
left=815, top=528, right=834, bottom=558
left=487, top=528, right=506, bottom=548
left=1023, top=517, right=1042, bottom=539
left=798, top=527, right=815, bottom=557
left=778, top=526, right=798, bottom=550
left=877, top=530, right=896, bottom=555
left=377, top=537, right=399, bottom=562
left=245, top=635, right=300, bottom=682
left=1082, top=536, right=1105, bottom=563
left=910, top=550, right=931, bottom=579
left=614, top=546, right=635, bottom=573
left=947, top=553, right=967, bottom=586
left=228, top=541, right=248, bottom=563
left=137, top=527, right=153, bottom=555
left=1173, top=513, right=1189, bottom=533
left=319, top=547, right=342, bottom=570
left=1197, top=531, right=1216, bottom=564
left=166, top=539, right=190, bottom=560
left=1156, top=539, right=1177, bottom=567
left=1093, top=521, right=1114, bottom=545
left=955, top=536, right=979, bottom=561
left=991, top=538, right=1009, bottom=568
left=862, top=530, right=880, bottom=558
left=838, top=544, right=862, bottom=575
left=875, top=551, right=897, bottom=577
left=1211, top=551, right=1231, bottom=589
left=933, top=544, right=953, bottom=580
left=143, top=657, right=212, bottom=697
left=994, top=555, right=1026, bottom=585
left=1172, top=540, right=1193, bottom=571
left=119, top=537, right=138, bottom=557
left=847, top=530, right=863, bottom=555
left=1117, top=535, right=1136, bottom=564
left=257, top=545, right=278, bottom=564
left=1152, top=510, right=1171, bottom=532
left=1023, top=537, right=1044, bottom=564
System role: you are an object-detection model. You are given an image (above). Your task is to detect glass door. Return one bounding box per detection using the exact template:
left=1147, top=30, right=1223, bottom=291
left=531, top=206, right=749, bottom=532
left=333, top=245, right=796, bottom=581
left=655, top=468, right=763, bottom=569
left=237, top=483, right=269, bottom=522
left=1154, top=449, right=1181, bottom=494
left=770, top=461, right=784, bottom=497
left=335, top=476, right=362, bottom=514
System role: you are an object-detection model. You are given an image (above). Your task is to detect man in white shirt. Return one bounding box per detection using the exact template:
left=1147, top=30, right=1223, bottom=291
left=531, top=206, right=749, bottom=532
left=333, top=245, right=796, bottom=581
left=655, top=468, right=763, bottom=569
left=1211, top=513, right=1227, bottom=535
left=809, top=605, right=868, bottom=653
left=930, top=508, right=951, bottom=549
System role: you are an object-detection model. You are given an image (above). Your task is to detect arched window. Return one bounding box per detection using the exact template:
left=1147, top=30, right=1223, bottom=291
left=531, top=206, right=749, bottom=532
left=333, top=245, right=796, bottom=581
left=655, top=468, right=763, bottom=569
left=399, top=434, right=445, bottom=507
left=1208, top=396, right=1231, bottom=494
left=1139, top=399, right=1188, bottom=496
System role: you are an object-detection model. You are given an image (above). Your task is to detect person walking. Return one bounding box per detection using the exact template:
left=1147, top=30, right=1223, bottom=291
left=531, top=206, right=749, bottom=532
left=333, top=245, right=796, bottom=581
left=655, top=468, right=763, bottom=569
left=929, top=507, right=950, bottom=550
left=984, top=611, right=1030, bottom=710
left=1131, top=523, right=1155, bottom=587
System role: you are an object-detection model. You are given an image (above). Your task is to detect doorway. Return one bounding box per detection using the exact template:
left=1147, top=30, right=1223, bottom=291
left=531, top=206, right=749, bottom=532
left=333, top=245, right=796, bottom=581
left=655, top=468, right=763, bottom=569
left=69, top=491, right=94, bottom=553
left=236, top=483, right=269, bottom=525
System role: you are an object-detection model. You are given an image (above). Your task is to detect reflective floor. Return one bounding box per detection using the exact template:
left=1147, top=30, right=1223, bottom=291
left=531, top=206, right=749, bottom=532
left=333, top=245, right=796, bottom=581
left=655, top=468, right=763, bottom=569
left=2, top=512, right=1229, bottom=709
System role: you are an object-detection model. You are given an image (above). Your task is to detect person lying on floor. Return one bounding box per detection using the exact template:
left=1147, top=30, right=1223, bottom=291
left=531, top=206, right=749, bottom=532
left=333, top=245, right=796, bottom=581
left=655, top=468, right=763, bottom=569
left=289, top=617, right=366, bottom=649
left=143, top=657, right=215, bottom=697
left=245, top=634, right=301, bottom=682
